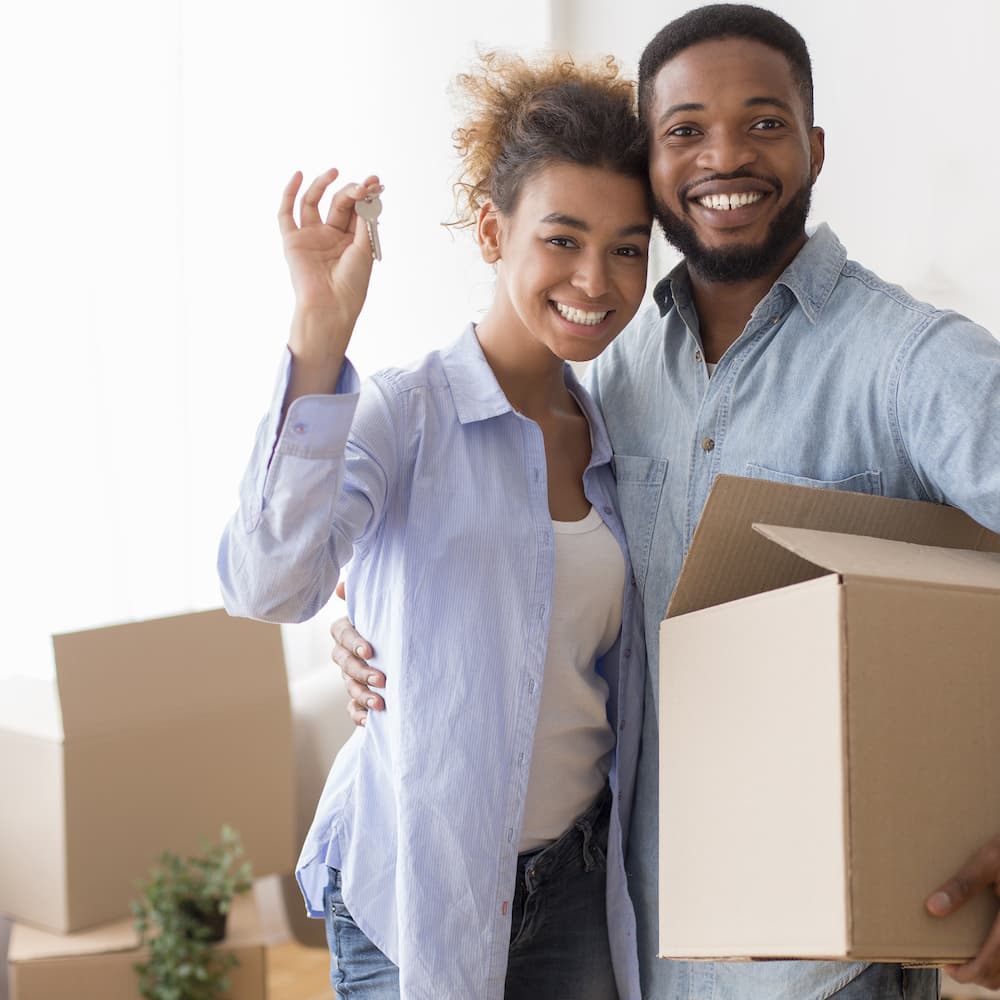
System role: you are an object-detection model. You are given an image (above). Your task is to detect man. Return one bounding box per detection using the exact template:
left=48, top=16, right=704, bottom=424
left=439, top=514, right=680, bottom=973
left=332, top=6, right=1000, bottom=997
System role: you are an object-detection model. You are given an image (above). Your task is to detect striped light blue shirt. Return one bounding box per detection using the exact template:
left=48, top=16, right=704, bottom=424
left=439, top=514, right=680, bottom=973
left=219, top=325, right=645, bottom=1000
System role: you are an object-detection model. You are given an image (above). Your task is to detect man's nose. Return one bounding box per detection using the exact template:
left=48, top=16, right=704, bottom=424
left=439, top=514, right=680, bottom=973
left=696, top=127, right=758, bottom=174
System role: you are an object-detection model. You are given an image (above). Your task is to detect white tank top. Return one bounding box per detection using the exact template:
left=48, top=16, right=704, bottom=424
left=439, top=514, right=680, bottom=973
left=519, top=506, right=625, bottom=851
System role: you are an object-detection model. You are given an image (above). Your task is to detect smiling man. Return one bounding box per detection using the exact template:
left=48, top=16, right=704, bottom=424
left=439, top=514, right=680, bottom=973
left=585, top=6, right=1000, bottom=999
left=332, top=6, right=1000, bottom=999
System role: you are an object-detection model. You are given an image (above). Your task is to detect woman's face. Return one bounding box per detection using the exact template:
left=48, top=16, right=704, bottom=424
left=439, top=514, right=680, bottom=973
left=480, top=162, right=652, bottom=364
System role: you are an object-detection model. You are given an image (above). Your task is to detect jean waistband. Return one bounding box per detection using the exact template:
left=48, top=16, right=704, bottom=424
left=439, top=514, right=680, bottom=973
left=518, top=785, right=611, bottom=889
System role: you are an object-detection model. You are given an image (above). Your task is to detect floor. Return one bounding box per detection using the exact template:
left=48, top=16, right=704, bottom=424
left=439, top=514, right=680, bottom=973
left=267, top=939, right=331, bottom=1000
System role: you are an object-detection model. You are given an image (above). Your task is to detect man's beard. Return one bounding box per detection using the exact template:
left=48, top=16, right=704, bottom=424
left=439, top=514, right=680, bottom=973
left=655, top=178, right=813, bottom=284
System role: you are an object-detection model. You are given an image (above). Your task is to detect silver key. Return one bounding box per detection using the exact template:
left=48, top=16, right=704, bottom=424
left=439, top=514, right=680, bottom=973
left=355, top=194, right=383, bottom=261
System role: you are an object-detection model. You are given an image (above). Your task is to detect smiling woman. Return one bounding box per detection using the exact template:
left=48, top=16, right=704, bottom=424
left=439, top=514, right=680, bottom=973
left=218, top=48, right=651, bottom=1000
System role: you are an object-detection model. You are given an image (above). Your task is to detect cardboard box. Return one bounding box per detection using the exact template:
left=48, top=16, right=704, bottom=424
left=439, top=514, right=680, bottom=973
left=0, top=609, right=295, bottom=933
left=8, top=890, right=266, bottom=999
left=658, top=475, right=1000, bottom=963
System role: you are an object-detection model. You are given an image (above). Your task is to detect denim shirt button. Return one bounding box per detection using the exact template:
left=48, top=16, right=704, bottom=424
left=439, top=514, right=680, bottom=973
left=702, top=437, right=715, bottom=452
left=694, top=350, right=703, bottom=362
left=603, top=504, right=613, bottom=515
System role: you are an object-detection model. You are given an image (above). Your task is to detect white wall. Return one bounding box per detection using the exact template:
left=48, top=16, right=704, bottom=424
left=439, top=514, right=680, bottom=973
left=0, top=1, right=551, bottom=678
left=554, top=0, right=1000, bottom=336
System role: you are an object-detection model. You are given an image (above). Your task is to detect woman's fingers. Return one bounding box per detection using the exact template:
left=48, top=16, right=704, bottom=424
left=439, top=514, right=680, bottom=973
left=325, top=174, right=382, bottom=232
left=278, top=168, right=381, bottom=244
left=277, top=171, right=304, bottom=236
left=298, top=167, right=340, bottom=227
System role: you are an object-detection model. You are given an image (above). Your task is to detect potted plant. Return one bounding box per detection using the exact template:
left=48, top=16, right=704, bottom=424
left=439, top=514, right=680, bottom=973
left=131, top=825, right=254, bottom=1000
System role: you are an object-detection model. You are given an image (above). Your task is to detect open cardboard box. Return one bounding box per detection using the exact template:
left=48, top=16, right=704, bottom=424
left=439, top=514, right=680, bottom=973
left=0, top=609, right=295, bottom=934
left=7, top=889, right=265, bottom=999
left=658, top=475, right=1000, bottom=962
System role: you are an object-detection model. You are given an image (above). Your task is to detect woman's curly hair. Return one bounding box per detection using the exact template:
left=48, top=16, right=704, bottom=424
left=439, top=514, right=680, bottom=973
left=449, top=50, right=649, bottom=230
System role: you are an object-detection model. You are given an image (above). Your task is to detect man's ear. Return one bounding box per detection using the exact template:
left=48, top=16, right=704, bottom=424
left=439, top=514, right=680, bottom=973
left=477, top=202, right=502, bottom=264
left=809, top=126, right=825, bottom=184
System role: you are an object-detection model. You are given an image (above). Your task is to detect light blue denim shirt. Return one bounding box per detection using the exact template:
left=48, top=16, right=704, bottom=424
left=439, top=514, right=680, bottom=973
left=219, top=326, right=645, bottom=1000
left=586, top=223, right=1000, bottom=1000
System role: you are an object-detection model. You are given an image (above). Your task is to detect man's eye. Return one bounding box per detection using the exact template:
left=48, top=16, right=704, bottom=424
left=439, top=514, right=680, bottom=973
left=752, top=118, right=784, bottom=131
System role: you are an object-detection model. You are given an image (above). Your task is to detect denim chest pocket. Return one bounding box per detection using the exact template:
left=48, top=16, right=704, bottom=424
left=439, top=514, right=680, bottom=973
left=744, top=463, right=884, bottom=496
left=612, top=454, right=668, bottom=591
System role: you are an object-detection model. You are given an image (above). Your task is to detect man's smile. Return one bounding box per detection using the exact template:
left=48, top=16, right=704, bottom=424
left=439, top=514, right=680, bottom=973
left=694, top=190, right=766, bottom=211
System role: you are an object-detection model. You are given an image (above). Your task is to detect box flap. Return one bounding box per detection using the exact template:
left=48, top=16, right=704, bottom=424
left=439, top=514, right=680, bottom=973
left=753, top=524, right=1000, bottom=591
left=9, top=892, right=260, bottom=963
left=666, top=475, right=1000, bottom=617
left=9, top=912, right=139, bottom=962
left=52, top=609, right=285, bottom=739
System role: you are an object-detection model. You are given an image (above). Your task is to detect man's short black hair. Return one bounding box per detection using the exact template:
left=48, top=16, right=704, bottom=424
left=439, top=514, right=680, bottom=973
left=638, top=4, right=814, bottom=126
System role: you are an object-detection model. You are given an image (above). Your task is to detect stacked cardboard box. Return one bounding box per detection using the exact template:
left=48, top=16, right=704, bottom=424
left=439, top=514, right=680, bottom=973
left=8, top=892, right=265, bottom=999
left=658, top=476, right=1000, bottom=963
left=0, top=609, right=296, bottom=994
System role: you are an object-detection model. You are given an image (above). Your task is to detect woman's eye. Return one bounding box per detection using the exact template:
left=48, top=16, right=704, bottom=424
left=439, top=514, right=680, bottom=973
left=613, top=246, right=643, bottom=258
left=546, top=237, right=575, bottom=248
left=667, top=125, right=699, bottom=138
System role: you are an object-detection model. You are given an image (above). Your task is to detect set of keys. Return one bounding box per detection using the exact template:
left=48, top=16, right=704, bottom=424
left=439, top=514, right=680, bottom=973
left=355, top=193, right=383, bottom=261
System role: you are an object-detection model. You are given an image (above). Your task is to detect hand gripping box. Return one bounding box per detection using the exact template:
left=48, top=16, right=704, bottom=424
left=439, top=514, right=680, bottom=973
left=658, top=475, right=1000, bottom=963
left=8, top=891, right=265, bottom=999
left=0, top=609, right=295, bottom=934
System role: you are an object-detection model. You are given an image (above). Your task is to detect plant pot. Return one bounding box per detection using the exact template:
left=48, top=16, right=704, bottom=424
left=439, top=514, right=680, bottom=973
left=179, top=898, right=228, bottom=942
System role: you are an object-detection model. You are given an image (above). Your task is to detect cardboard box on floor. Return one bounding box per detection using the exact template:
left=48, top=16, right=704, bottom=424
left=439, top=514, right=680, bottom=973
left=658, top=475, right=1000, bottom=963
left=0, top=609, right=295, bottom=934
left=8, top=889, right=265, bottom=999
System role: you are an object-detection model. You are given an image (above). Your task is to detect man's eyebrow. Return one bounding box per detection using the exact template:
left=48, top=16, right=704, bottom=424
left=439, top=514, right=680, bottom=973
left=656, top=95, right=795, bottom=126
left=745, top=95, right=796, bottom=115
left=656, top=102, right=705, bottom=127
left=540, top=213, right=651, bottom=238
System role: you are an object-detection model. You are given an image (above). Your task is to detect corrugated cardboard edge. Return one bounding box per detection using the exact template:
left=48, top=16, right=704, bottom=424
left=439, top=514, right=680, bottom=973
left=666, top=475, right=999, bottom=619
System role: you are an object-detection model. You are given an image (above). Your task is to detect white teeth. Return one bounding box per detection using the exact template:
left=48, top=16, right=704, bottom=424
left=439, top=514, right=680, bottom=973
left=554, top=303, right=609, bottom=326
left=696, top=191, right=765, bottom=211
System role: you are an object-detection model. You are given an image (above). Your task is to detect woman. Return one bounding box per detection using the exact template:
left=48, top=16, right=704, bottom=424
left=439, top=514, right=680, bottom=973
left=219, top=52, right=650, bottom=1000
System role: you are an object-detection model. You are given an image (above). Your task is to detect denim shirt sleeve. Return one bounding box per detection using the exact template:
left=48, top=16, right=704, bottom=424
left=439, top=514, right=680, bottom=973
left=218, top=349, right=400, bottom=623
left=892, top=312, right=1000, bottom=530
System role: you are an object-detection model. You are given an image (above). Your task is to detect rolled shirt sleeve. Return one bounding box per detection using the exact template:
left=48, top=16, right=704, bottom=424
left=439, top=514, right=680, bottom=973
left=218, top=348, right=399, bottom=623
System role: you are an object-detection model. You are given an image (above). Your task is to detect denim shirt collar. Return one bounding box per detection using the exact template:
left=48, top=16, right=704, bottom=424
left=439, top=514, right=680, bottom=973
left=441, top=323, right=613, bottom=468
left=651, top=223, right=848, bottom=325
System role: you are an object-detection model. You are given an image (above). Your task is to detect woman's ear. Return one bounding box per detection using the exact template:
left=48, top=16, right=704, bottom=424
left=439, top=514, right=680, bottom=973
left=477, top=202, right=502, bottom=264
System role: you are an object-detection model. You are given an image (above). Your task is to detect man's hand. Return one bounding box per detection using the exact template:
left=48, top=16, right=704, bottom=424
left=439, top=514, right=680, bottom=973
left=926, top=834, right=1000, bottom=988
left=330, top=581, right=384, bottom=726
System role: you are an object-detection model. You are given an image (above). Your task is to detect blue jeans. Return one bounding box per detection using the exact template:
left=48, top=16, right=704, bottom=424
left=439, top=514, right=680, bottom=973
left=829, top=963, right=939, bottom=1000
left=323, top=787, right=617, bottom=999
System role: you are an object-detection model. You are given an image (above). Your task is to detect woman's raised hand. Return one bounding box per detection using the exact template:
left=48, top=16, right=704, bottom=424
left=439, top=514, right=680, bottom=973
left=278, top=169, right=382, bottom=399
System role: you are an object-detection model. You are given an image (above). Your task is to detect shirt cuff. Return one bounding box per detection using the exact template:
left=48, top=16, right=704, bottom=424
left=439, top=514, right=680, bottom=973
left=266, top=347, right=363, bottom=460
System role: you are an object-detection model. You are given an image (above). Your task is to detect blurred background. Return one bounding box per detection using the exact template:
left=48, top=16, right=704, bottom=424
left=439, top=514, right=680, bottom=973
left=2, top=0, right=997, bottom=682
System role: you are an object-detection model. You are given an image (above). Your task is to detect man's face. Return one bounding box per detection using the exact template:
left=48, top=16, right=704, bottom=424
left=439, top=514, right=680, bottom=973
left=646, top=37, right=825, bottom=283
